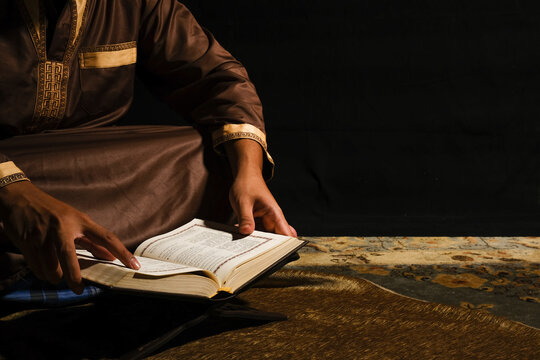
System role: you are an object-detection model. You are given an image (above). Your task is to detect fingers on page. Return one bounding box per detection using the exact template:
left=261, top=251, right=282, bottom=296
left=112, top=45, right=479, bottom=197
left=83, top=221, right=139, bottom=269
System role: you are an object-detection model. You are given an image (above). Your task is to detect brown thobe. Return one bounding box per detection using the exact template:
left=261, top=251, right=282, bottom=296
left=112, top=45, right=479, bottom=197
left=0, top=0, right=275, bottom=288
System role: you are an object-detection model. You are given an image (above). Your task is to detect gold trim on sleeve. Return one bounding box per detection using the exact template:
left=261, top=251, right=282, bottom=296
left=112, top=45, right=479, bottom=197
left=212, top=123, right=275, bottom=179
left=0, top=161, right=30, bottom=188
left=0, top=161, right=25, bottom=178
left=212, top=123, right=268, bottom=151
left=0, top=173, right=30, bottom=189
left=79, top=45, right=137, bottom=69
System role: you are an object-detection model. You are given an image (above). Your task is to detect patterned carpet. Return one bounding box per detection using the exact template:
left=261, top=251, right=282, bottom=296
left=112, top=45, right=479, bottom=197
left=288, top=236, right=540, bottom=328
left=1, top=237, right=538, bottom=359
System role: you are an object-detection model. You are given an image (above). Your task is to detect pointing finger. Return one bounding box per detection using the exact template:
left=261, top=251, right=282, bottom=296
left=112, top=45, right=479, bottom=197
left=75, top=236, right=116, bottom=261
left=83, top=220, right=140, bottom=270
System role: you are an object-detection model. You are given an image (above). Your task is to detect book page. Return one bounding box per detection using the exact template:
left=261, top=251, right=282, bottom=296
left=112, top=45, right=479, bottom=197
left=76, top=250, right=204, bottom=276
left=134, top=219, right=291, bottom=282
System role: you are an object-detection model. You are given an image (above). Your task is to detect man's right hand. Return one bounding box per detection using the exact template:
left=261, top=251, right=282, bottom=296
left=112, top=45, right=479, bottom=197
left=0, top=181, right=140, bottom=294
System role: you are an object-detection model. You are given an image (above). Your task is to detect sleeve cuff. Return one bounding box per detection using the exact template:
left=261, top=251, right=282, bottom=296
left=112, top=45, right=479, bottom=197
left=211, top=123, right=275, bottom=180
left=0, top=161, right=30, bottom=188
left=0, top=161, right=24, bottom=178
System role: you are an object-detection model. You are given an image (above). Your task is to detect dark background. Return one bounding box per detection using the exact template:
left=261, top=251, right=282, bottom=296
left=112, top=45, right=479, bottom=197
left=127, top=0, right=540, bottom=236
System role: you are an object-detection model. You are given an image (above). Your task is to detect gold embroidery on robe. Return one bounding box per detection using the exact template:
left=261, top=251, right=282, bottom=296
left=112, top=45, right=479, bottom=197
left=39, top=61, right=66, bottom=118
left=17, top=0, right=88, bottom=131
left=79, top=41, right=137, bottom=69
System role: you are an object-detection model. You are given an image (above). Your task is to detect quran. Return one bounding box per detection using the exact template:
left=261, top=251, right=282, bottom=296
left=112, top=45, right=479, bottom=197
left=77, top=219, right=306, bottom=299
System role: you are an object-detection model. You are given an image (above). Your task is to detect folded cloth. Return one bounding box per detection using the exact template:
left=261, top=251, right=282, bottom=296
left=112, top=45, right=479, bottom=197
left=1, top=273, right=103, bottom=306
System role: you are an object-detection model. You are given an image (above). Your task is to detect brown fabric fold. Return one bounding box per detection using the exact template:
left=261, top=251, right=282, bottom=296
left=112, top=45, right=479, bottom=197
left=0, top=125, right=233, bottom=288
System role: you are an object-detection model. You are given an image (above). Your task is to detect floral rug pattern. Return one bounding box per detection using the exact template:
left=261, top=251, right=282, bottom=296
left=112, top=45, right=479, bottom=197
left=287, top=236, right=540, bottom=328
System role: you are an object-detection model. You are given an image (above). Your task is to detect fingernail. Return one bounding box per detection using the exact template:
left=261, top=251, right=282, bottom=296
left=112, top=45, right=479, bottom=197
left=129, top=256, right=141, bottom=270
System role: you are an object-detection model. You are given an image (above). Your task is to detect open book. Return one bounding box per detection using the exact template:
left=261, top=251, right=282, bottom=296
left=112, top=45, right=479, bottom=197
left=77, top=219, right=306, bottom=299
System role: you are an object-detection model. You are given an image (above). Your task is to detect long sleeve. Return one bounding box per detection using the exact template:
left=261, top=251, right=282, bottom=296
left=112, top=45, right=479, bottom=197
left=137, top=0, right=274, bottom=179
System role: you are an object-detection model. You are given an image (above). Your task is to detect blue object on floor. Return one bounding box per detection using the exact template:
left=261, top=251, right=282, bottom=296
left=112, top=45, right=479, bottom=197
left=1, top=274, right=103, bottom=306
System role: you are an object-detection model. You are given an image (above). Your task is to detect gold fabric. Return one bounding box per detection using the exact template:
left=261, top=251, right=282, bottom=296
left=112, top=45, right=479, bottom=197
left=79, top=42, right=137, bottom=69
left=0, top=161, right=24, bottom=178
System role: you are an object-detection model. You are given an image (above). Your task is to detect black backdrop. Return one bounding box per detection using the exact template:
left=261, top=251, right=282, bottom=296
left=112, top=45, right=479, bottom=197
left=126, top=1, right=540, bottom=235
